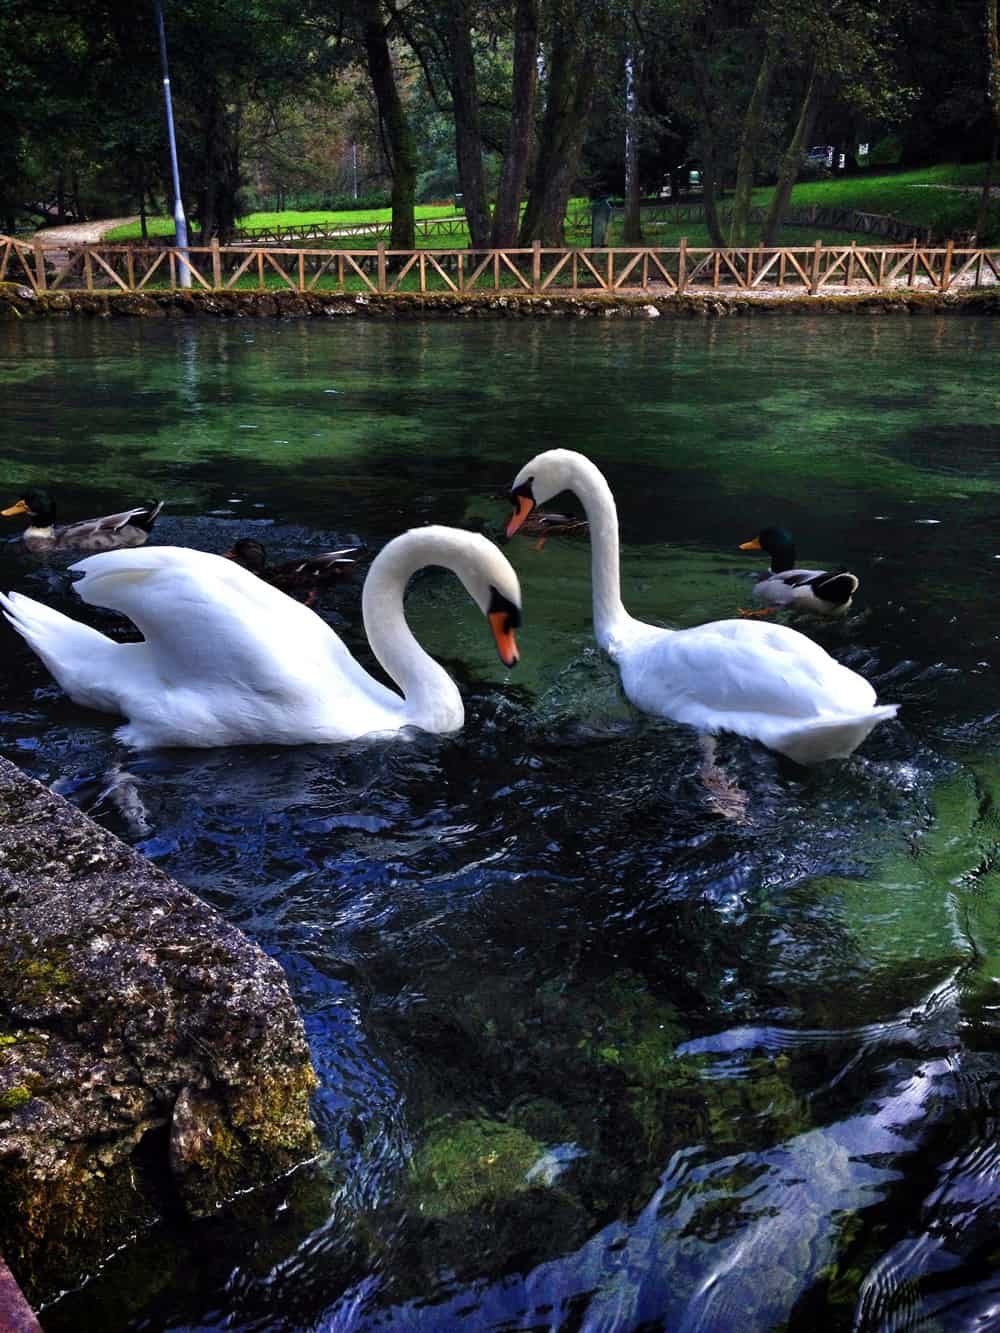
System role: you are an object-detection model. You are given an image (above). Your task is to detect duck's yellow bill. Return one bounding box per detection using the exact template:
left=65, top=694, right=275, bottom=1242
left=506, top=494, right=534, bottom=538
left=2, top=499, right=29, bottom=517
left=739, top=537, right=762, bottom=550
left=488, top=611, right=519, bottom=668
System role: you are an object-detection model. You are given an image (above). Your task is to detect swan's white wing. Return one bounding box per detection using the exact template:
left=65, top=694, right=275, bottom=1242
left=621, top=618, right=877, bottom=727
left=67, top=547, right=406, bottom=746
left=0, top=588, right=144, bottom=712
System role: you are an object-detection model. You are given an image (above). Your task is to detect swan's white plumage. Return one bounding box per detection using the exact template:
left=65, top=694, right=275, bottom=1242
left=0, top=530, right=520, bottom=749
left=509, top=449, right=896, bottom=764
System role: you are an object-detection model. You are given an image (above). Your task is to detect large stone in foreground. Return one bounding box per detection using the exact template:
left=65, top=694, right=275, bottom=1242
left=0, top=755, right=318, bottom=1301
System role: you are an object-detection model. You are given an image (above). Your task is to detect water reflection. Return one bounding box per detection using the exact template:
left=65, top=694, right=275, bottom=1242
left=2, top=316, right=999, bottom=1331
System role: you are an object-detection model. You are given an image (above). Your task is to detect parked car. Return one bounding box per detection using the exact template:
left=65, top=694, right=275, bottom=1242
left=804, top=145, right=834, bottom=168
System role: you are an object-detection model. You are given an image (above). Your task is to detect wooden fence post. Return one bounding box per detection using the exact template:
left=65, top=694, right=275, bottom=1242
left=941, top=238, right=953, bottom=291
left=126, top=246, right=135, bottom=290
left=211, top=238, right=222, bottom=288
left=809, top=239, right=823, bottom=294
left=678, top=236, right=688, bottom=293
left=532, top=239, right=541, bottom=294
left=909, top=237, right=918, bottom=286
left=84, top=246, right=94, bottom=291
left=33, top=240, right=46, bottom=291
left=377, top=241, right=386, bottom=293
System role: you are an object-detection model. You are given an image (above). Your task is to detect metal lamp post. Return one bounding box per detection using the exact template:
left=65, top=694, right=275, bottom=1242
left=153, top=0, right=191, bottom=288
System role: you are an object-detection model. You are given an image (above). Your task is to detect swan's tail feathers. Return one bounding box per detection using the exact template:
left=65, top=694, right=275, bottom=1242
left=0, top=589, right=122, bottom=713
left=808, top=568, right=859, bottom=607
left=772, top=704, right=898, bottom=765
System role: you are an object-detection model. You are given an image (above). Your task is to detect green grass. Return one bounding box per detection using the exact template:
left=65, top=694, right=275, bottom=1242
left=103, top=203, right=458, bottom=243
left=100, top=165, right=999, bottom=251
left=752, top=162, right=998, bottom=241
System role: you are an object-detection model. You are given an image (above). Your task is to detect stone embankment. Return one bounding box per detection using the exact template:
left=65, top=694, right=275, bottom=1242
left=0, top=754, right=318, bottom=1307
left=1, top=282, right=998, bottom=320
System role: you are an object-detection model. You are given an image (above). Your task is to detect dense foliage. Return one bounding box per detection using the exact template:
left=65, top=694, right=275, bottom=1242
left=0, top=0, right=995, bottom=243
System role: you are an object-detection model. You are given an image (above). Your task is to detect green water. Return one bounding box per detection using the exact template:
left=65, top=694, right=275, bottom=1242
left=1, top=314, right=999, bottom=1331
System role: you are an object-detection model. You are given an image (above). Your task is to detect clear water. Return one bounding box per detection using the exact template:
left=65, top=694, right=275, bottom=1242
left=2, top=316, right=999, bottom=1332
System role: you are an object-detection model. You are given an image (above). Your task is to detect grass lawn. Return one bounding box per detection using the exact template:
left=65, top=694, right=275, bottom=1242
left=103, top=204, right=459, bottom=243
left=752, top=162, right=998, bottom=241
left=100, top=164, right=998, bottom=250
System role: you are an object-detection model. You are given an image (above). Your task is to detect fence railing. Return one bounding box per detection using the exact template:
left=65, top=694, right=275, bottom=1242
left=564, top=202, right=934, bottom=244
left=3, top=234, right=998, bottom=299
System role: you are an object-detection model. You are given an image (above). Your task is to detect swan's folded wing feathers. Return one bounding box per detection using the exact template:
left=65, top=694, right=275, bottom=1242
left=626, top=619, right=876, bottom=726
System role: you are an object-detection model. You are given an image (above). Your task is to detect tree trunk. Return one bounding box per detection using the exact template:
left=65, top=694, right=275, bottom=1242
left=729, top=39, right=773, bottom=245
left=692, top=56, right=726, bottom=246
left=360, top=0, right=416, bottom=249
left=491, top=0, right=539, bottom=247
left=449, top=0, right=492, bottom=248
left=139, top=175, right=148, bottom=240
left=762, top=63, right=820, bottom=247
left=622, top=36, right=643, bottom=244
left=975, top=0, right=999, bottom=239
left=520, top=10, right=599, bottom=246
left=975, top=128, right=998, bottom=239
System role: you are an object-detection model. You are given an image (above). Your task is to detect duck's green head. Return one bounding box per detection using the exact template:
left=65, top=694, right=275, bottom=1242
left=2, top=488, right=55, bottom=524
left=740, top=527, right=796, bottom=571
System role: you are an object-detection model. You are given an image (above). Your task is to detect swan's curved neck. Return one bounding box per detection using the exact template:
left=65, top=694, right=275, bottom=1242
left=562, top=455, right=630, bottom=651
left=361, top=532, right=465, bottom=731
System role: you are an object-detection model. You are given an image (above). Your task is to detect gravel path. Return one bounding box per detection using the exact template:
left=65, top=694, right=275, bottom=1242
left=31, top=216, right=138, bottom=247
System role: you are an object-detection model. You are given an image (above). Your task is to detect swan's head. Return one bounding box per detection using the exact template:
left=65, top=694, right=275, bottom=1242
left=507, top=450, right=579, bottom=537
left=376, top=527, right=523, bottom=669
left=452, top=532, right=522, bottom=669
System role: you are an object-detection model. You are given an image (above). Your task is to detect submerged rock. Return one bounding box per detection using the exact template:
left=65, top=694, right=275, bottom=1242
left=0, top=755, right=318, bottom=1302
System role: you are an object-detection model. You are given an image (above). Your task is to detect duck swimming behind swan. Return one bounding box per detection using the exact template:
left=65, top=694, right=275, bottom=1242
left=2, top=488, right=163, bottom=553
left=507, top=449, right=895, bottom=765
left=0, top=526, right=520, bottom=750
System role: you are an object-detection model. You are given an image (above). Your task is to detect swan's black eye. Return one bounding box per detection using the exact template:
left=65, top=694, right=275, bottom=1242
left=488, top=586, right=522, bottom=629
left=510, top=478, right=534, bottom=506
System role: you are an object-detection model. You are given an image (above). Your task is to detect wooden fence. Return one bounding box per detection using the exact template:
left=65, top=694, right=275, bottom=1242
left=3, top=233, right=998, bottom=299
left=565, top=202, right=933, bottom=244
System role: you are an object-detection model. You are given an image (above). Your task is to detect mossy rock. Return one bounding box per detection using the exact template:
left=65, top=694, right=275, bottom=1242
left=408, top=1116, right=546, bottom=1218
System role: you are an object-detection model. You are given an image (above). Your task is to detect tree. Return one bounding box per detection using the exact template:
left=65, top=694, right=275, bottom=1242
left=491, top=0, right=539, bottom=246
left=520, top=0, right=612, bottom=246
left=357, top=0, right=417, bottom=247
left=975, top=0, right=999, bottom=237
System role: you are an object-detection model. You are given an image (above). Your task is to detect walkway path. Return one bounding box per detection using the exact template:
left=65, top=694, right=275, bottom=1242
left=31, top=216, right=138, bottom=270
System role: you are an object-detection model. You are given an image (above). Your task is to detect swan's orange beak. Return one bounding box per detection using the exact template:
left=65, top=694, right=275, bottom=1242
left=2, top=499, right=29, bottom=517
left=507, top=493, right=534, bottom=538
left=739, top=537, right=762, bottom=550
left=488, top=611, right=519, bottom=668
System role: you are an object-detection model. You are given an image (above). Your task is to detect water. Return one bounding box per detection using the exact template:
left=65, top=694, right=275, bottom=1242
left=2, top=316, right=999, bottom=1331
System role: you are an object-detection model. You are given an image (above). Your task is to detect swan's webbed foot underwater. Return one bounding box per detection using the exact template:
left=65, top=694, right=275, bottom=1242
left=738, top=606, right=776, bottom=619
left=698, top=735, right=749, bottom=823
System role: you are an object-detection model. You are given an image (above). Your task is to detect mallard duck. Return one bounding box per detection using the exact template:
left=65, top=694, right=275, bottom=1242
left=507, top=450, right=895, bottom=765
left=224, top=537, right=363, bottom=606
left=512, top=508, right=589, bottom=551
left=739, top=527, right=859, bottom=616
left=0, top=527, right=521, bottom=749
left=2, top=488, right=163, bottom=553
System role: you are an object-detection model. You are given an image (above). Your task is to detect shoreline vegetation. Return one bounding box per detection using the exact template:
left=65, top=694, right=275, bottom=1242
left=3, top=284, right=998, bottom=320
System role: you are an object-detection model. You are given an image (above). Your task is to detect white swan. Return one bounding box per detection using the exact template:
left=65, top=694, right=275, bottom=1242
left=0, top=526, right=521, bottom=749
left=507, top=450, right=896, bottom=764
